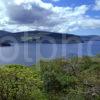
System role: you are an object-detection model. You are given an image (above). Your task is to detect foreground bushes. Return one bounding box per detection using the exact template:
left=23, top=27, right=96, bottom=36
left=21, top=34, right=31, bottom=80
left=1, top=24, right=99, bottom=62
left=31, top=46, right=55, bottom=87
left=0, top=57, right=100, bottom=100
left=0, top=65, right=46, bottom=100
left=40, top=57, right=100, bottom=100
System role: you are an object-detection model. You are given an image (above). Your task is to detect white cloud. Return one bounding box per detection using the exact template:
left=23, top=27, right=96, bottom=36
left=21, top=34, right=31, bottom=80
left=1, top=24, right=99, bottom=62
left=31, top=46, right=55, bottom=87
left=51, top=0, right=60, bottom=2
left=94, top=0, right=100, bottom=10
left=0, top=0, right=100, bottom=33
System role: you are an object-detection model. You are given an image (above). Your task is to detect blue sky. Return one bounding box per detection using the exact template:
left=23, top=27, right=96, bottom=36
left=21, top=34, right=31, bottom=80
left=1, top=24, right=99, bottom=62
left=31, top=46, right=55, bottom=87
left=0, top=0, right=100, bottom=35
left=44, top=0, right=100, bottom=35
left=44, top=0, right=94, bottom=7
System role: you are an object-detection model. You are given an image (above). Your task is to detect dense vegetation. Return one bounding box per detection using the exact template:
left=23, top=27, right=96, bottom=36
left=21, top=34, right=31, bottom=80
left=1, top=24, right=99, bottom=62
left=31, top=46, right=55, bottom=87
left=0, top=56, right=100, bottom=100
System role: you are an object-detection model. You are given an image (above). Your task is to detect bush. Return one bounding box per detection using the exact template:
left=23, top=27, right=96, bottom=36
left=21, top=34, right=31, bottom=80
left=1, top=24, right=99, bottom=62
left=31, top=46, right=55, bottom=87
left=80, top=56, right=93, bottom=70
left=40, top=60, right=79, bottom=94
left=0, top=56, right=100, bottom=100
left=0, top=65, right=46, bottom=100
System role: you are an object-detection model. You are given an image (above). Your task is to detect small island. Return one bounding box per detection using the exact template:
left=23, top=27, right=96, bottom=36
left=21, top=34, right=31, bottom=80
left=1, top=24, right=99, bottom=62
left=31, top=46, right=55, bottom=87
left=0, top=42, right=11, bottom=47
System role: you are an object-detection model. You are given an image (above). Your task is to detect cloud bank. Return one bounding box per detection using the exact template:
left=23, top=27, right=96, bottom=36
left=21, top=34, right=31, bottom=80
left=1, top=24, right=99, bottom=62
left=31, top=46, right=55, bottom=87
left=0, top=0, right=100, bottom=33
left=94, top=0, right=100, bottom=10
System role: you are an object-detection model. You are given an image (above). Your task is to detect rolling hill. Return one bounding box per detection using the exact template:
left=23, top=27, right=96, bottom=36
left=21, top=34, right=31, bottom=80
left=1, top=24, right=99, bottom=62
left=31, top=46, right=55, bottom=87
left=0, top=30, right=100, bottom=44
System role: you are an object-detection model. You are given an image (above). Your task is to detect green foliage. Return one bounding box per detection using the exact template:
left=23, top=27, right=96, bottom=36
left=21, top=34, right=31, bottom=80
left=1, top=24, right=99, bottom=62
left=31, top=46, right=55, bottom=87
left=40, top=60, right=63, bottom=93
left=40, top=59, right=79, bottom=94
left=96, top=54, right=100, bottom=58
left=0, top=56, right=100, bottom=100
left=80, top=56, right=93, bottom=70
left=0, top=65, right=46, bottom=100
left=40, top=57, right=100, bottom=100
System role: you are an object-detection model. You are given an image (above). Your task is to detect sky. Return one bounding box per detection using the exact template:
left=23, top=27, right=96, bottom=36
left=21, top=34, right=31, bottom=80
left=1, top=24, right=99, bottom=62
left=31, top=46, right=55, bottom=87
left=0, top=0, right=100, bottom=35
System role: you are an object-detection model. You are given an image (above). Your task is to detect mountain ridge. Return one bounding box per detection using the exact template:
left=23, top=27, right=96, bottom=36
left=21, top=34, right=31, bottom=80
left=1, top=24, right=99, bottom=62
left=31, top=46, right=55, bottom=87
left=0, top=30, right=100, bottom=43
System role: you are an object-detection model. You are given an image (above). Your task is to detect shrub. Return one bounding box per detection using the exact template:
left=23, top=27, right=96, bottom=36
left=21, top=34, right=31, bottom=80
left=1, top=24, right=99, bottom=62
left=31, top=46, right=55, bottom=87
left=80, top=56, right=93, bottom=70
left=0, top=65, right=46, bottom=100
left=40, top=60, right=79, bottom=94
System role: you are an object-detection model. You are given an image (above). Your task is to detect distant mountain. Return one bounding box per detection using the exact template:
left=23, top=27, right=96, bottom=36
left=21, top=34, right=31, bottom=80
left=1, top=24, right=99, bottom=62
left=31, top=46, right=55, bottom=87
left=0, top=30, right=100, bottom=44
left=80, top=35, right=100, bottom=42
left=0, top=30, right=82, bottom=43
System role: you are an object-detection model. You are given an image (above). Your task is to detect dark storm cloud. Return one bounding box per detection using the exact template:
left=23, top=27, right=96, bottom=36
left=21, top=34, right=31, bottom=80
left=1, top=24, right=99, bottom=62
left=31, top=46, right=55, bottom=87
left=6, top=3, right=53, bottom=25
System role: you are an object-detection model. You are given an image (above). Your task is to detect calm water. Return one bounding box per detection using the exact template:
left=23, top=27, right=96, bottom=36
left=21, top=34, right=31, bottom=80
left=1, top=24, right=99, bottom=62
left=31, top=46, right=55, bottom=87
left=0, top=41, right=100, bottom=66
